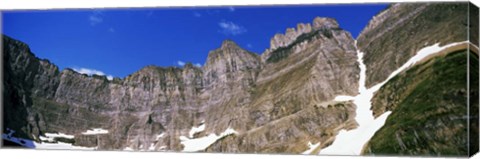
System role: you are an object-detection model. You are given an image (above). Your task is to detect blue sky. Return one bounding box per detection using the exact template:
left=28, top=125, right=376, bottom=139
left=2, top=4, right=388, bottom=79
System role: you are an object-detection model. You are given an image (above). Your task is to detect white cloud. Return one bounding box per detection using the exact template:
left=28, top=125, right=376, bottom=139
left=88, top=11, right=116, bottom=33
left=177, top=61, right=186, bottom=66
left=89, top=15, right=103, bottom=26
left=72, top=67, right=114, bottom=80
left=193, top=12, right=201, bottom=17
left=218, top=21, right=246, bottom=36
left=89, top=10, right=104, bottom=26
left=178, top=61, right=201, bottom=67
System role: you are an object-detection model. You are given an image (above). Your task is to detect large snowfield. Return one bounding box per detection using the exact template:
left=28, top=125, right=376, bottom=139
left=2, top=128, right=95, bottom=150
left=180, top=125, right=238, bottom=152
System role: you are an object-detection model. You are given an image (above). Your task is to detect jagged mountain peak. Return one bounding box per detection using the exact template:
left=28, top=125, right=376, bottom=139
left=267, top=16, right=342, bottom=52
left=312, top=17, right=340, bottom=29
left=184, top=62, right=194, bottom=68
left=124, top=65, right=179, bottom=81
left=202, top=39, right=262, bottom=87
left=220, top=39, right=240, bottom=50
left=135, top=65, right=164, bottom=73
left=261, top=16, right=353, bottom=64
left=207, top=40, right=259, bottom=62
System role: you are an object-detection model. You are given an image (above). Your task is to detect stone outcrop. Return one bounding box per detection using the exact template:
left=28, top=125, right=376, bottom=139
left=204, top=18, right=360, bottom=152
left=201, top=40, right=262, bottom=134
left=262, top=17, right=341, bottom=62
left=206, top=101, right=357, bottom=153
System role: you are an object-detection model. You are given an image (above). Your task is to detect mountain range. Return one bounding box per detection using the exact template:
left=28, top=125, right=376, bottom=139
left=2, top=2, right=479, bottom=157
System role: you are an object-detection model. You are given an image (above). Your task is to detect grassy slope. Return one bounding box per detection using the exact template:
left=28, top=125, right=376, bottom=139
left=468, top=48, right=479, bottom=156
left=364, top=50, right=478, bottom=156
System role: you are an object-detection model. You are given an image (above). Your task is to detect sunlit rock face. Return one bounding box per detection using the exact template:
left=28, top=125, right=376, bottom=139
left=267, top=17, right=339, bottom=51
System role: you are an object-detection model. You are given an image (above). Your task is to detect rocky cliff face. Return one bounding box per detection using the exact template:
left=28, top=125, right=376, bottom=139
left=205, top=17, right=360, bottom=153
left=201, top=40, right=262, bottom=134
left=264, top=17, right=339, bottom=56
left=4, top=34, right=208, bottom=150
left=3, top=35, right=61, bottom=141
left=2, top=16, right=360, bottom=152
left=357, top=3, right=469, bottom=88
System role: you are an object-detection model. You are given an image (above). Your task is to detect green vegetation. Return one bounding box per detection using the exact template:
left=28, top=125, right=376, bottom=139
left=468, top=51, right=479, bottom=156
left=364, top=50, right=477, bottom=156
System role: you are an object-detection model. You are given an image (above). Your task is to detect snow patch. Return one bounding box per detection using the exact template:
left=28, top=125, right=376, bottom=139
left=319, top=41, right=468, bottom=155
left=159, top=146, right=167, bottom=150
left=34, top=141, right=96, bottom=150
left=123, top=147, right=134, bottom=151
left=156, top=133, right=165, bottom=140
left=148, top=143, right=155, bottom=151
left=2, top=128, right=95, bottom=150
left=38, top=132, right=74, bottom=142
left=147, top=143, right=166, bottom=151
left=46, top=132, right=74, bottom=139
left=81, top=128, right=109, bottom=135
left=180, top=127, right=238, bottom=152
left=302, top=141, right=320, bottom=155
left=334, top=95, right=355, bottom=102
left=188, top=122, right=206, bottom=138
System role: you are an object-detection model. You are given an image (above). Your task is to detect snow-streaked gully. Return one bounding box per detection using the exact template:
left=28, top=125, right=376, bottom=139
left=315, top=41, right=469, bottom=155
